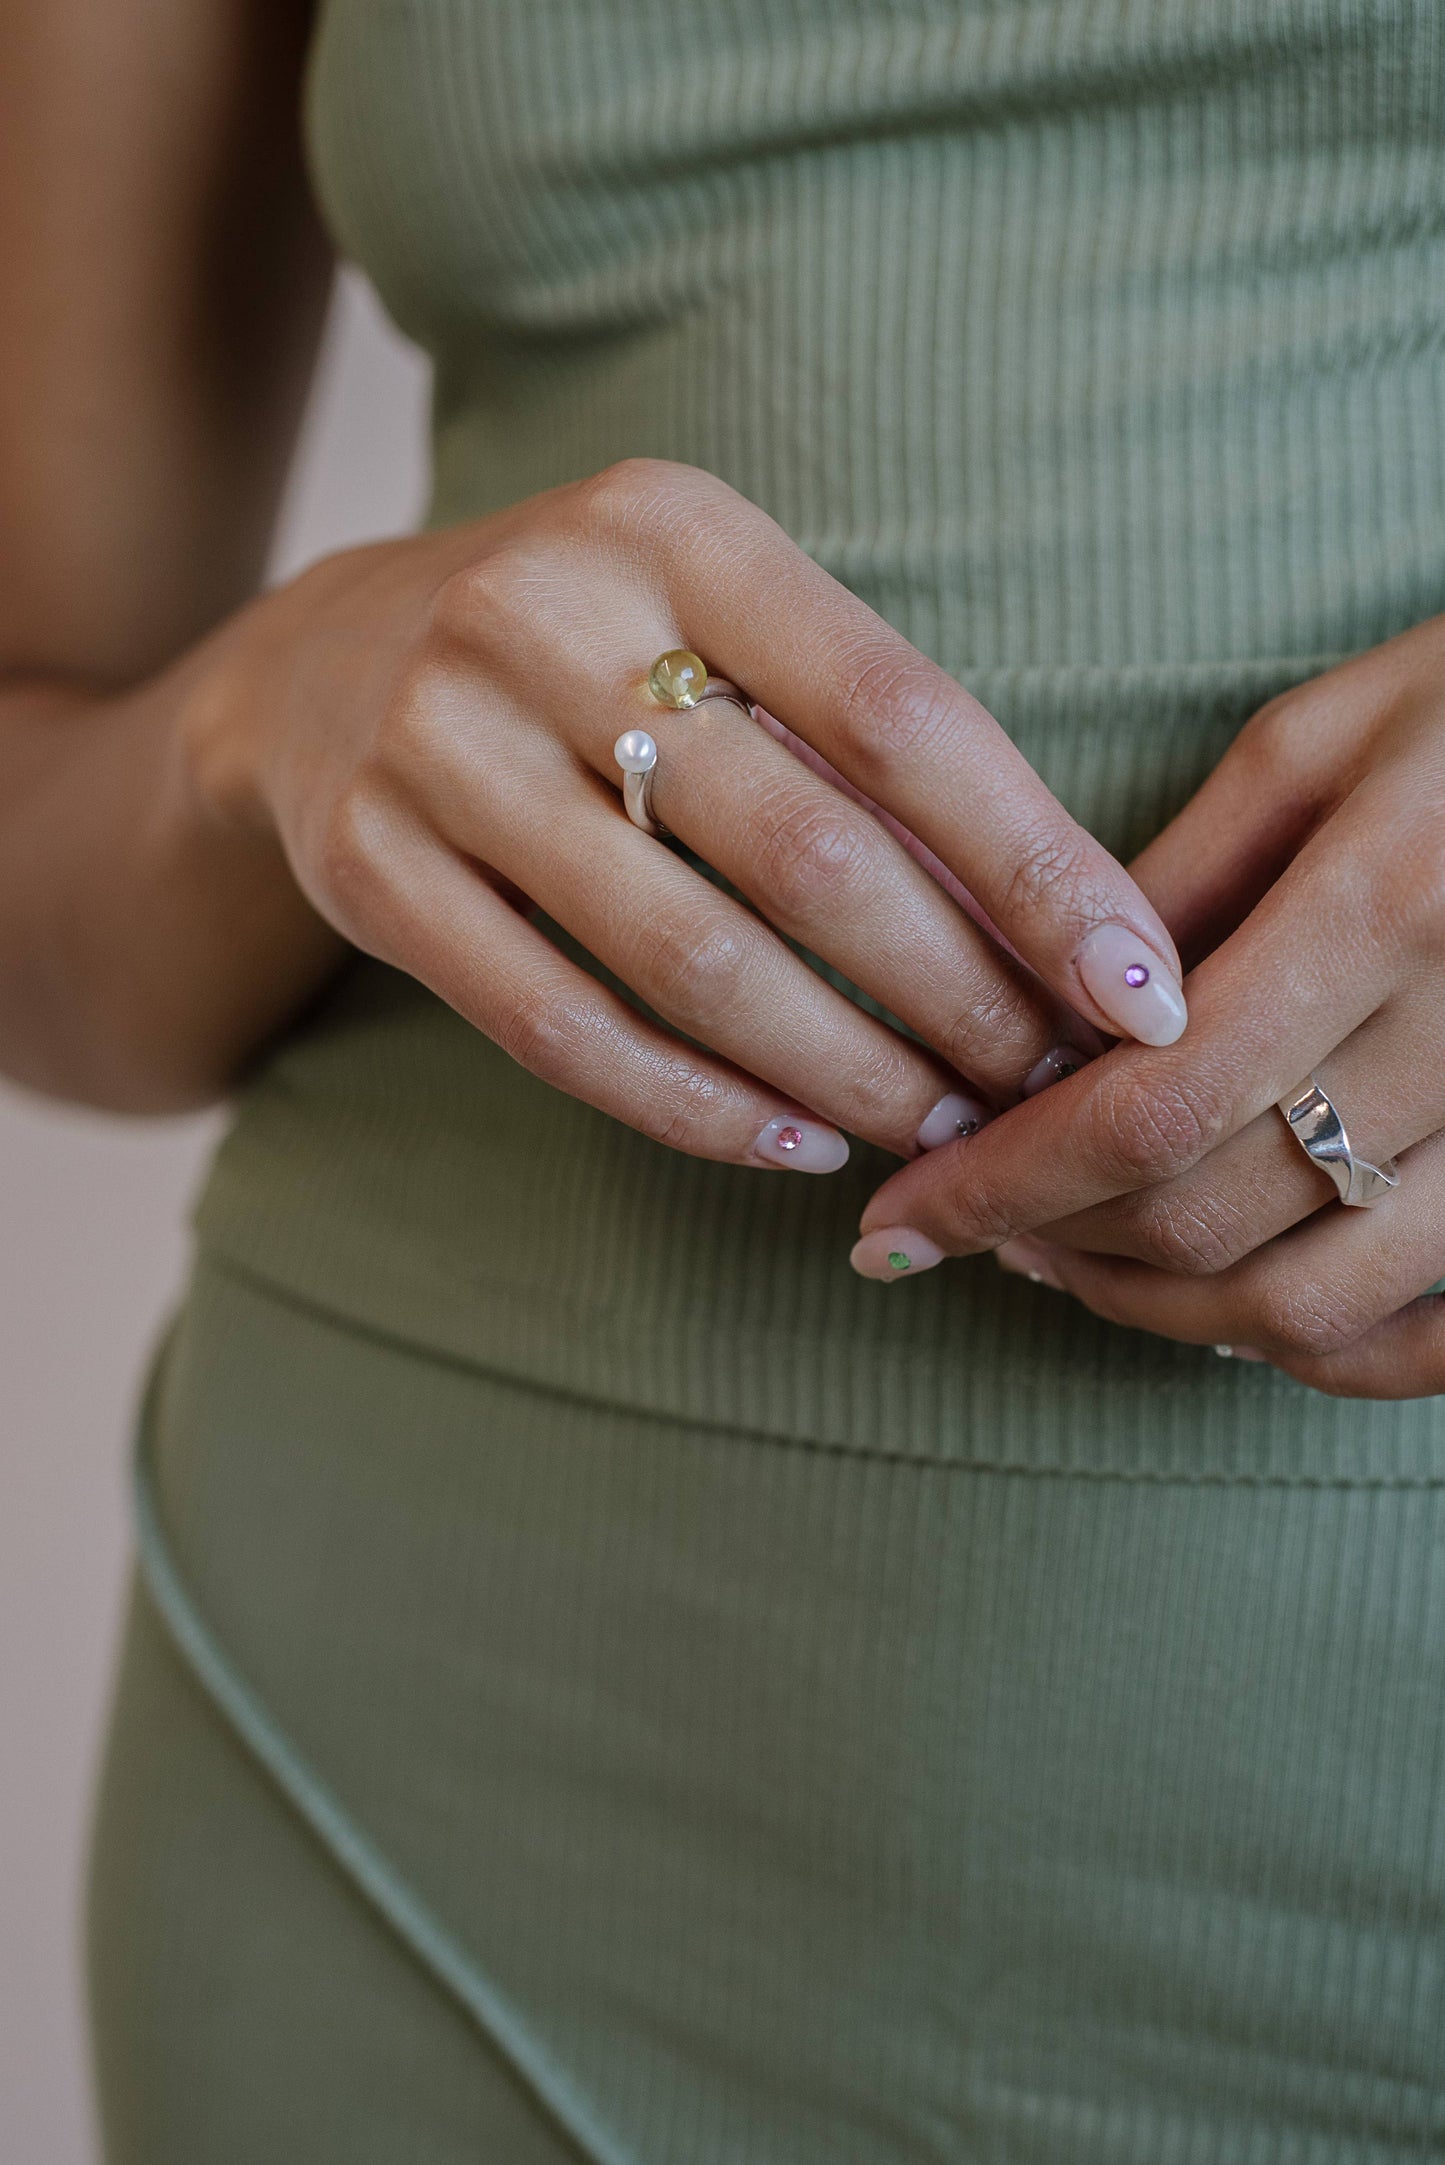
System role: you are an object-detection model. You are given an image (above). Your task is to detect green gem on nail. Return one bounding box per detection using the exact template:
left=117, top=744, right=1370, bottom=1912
left=888, top=1251, right=912, bottom=1272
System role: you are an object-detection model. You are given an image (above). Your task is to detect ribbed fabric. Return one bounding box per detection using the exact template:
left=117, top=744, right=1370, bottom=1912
left=89, top=1263, right=1445, bottom=2161
left=88, top=4, right=1445, bottom=2159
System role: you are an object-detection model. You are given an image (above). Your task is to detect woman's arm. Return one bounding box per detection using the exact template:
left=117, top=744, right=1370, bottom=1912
left=1, top=1, right=1192, bottom=1150
left=0, top=0, right=341, bottom=1109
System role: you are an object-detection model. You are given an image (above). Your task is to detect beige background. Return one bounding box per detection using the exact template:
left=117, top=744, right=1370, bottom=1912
left=0, top=269, right=430, bottom=2164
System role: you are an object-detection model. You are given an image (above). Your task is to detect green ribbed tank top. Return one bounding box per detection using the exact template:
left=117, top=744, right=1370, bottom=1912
left=192, top=0, right=1445, bottom=1466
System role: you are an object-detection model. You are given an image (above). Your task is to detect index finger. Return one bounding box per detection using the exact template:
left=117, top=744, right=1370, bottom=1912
left=618, top=462, right=1190, bottom=1048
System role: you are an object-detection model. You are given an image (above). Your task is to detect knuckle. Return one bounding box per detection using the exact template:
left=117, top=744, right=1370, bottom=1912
left=429, top=544, right=552, bottom=649
left=1125, top=1187, right=1249, bottom=1277
left=641, top=1065, right=729, bottom=1155
left=1237, top=688, right=1313, bottom=774
left=317, top=782, right=385, bottom=901
left=492, top=985, right=587, bottom=1083
left=930, top=1158, right=1025, bottom=1252
left=750, top=791, right=872, bottom=914
left=830, top=642, right=960, bottom=785
left=997, top=829, right=1097, bottom=926
left=839, top=1039, right=933, bottom=1139
left=375, top=654, right=456, bottom=775
left=637, top=909, right=750, bottom=1024
left=572, top=455, right=725, bottom=540
left=1251, top=1279, right=1359, bottom=1361
left=938, top=972, right=1041, bottom=1072
left=1092, top=1069, right=1227, bottom=1188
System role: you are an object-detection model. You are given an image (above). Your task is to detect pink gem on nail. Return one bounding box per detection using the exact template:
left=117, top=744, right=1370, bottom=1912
left=1124, top=964, right=1150, bottom=988
left=776, top=1125, right=804, bottom=1151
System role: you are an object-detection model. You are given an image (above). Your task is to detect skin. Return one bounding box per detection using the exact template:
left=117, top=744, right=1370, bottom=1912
left=0, top=0, right=1182, bottom=1156
left=857, top=620, right=1445, bottom=1401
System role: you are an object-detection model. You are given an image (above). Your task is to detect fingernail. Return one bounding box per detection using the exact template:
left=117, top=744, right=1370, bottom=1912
left=1023, top=1046, right=1090, bottom=1098
left=995, top=1236, right=1064, bottom=1290
left=1076, top=925, right=1187, bottom=1047
left=914, top=1089, right=994, bottom=1153
left=849, top=1227, right=945, bottom=1281
left=1213, top=1344, right=1268, bottom=1363
left=752, top=1115, right=850, bottom=1173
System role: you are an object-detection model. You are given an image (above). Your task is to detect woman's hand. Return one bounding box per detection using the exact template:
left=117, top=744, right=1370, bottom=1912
left=849, top=616, right=1445, bottom=1399
left=181, top=456, right=1185, bottom=1169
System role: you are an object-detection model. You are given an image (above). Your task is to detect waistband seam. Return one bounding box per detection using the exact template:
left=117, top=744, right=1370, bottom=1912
left=188, top=1249, right=1445, bottom=1491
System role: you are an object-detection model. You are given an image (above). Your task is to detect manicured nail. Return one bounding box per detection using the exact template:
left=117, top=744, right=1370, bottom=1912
left=914, top=1089, right=994, bottom=1153
left=849, top=1227, right=945, bottom=1281
left=1213, top=1344, right=1267, bottom=1362
left=1022, top=1046, right=1090, bottom=1097
left=752, top=1115, right=850, bottom=1173
left=995, top=1236, right=1064, bottom=1290
left=1076, top=925, right=1187, bottom=1047
left=753, top=1117, right=853, bottom=1169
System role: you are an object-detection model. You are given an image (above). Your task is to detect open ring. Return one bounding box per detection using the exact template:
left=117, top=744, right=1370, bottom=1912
left=613, top=649, right=757, bottom=835
left=1276, top=1077, right=1400, bottom=1208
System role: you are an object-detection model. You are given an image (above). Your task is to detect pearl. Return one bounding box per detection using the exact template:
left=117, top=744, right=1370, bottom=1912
left=613, top=729, right=658, bottom=774
left=648, top=648, right=709, bottom=709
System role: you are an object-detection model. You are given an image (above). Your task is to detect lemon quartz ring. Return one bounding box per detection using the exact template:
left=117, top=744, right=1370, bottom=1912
left=613, top=650, right=756, bottom=835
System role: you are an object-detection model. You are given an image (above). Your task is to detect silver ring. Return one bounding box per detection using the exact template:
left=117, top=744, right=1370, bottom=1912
left=613, top=728, right=666, bottom=835
left=613, top=650, right=757, bottom=836
left=1276, top=1077, right=1399, bottom=1208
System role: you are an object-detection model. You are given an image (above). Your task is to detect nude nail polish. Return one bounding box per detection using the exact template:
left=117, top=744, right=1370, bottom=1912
left=1022, top=1046, right=1090, bottom=1097
left=849, top=1227, right=945, bottom=1281
left=995, top=1236, right=1064, bottom=1290
left=1076, top=924, right=1188, bottom=1047
left=914, top=1090, right=994, bottom=1153
left=752, top=1115, right=850, bottom=1173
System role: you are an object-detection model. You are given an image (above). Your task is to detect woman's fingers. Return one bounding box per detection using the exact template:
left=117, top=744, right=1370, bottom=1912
left=1126, top=695, right=1336, bottom=967
left=1127, top=643, right=1420, bottom=967
left=992, top=1126, right=1445, bottom=1387
left=1251, top=1295, right=1445, bottom=1400
left=583, top=461, right=1190, bottom=1046
left=1037, top=998, right=1445, bottom=1274
left=342, top=804, right=853, bottom=1171
left=853, top=789, right=1402, bottom=1262
left=430, top=707, right=975, bottom=1158
left=617, top=690, right=1083, bottom=1106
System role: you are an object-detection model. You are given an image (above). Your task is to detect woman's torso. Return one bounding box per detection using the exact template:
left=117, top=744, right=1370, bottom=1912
left=194, top=0, right=1445, bottom=1464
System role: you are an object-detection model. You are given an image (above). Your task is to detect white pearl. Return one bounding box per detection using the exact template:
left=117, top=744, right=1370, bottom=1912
left=614, top=729, right=657, bottom=774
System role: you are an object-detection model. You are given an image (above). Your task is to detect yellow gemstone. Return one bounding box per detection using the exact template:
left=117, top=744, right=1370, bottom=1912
left=648, top=648, right=709, bottom=709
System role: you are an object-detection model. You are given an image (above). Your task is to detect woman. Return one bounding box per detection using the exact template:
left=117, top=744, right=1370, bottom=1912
left=4, top=0, right=1443, bottom=2156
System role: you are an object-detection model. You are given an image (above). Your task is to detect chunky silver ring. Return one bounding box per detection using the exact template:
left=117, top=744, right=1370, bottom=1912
left=613, top=649, right=757, bottom=836
left=1276, top=1077, right=1400, bottom=1208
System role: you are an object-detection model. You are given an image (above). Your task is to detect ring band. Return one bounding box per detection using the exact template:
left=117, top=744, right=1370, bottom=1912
left=613, top=649, right=757, bottom=835
left=1276, top=1077, right=1400, bottom=1208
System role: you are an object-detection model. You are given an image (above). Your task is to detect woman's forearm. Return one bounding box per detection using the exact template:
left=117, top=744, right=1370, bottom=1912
left=0, top=668, right=345, bottom=1112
